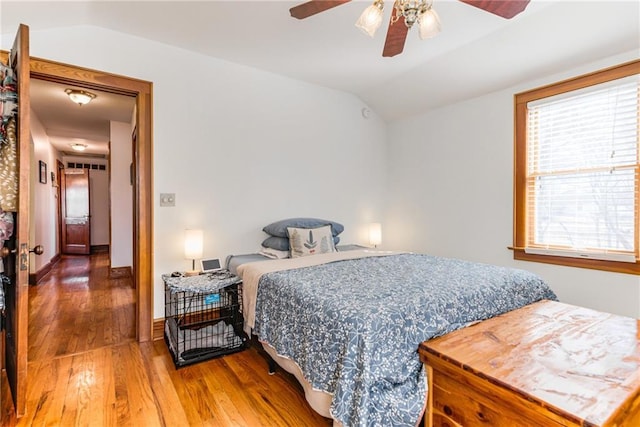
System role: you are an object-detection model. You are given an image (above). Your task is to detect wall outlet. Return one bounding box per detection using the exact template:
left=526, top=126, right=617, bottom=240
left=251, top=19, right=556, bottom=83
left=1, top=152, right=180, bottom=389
left=160, top=193, right=175, bottom=207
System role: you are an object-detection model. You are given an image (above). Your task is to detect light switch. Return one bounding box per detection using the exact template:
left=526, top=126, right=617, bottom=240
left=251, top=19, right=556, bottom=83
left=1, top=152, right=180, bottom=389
left=160, top=193, right=175, bottom=207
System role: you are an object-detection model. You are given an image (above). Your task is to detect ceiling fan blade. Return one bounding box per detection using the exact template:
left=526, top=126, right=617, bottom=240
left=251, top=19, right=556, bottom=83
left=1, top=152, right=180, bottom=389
left=382, top=8, right=409, bottom=57
left=459, top=0, right=530, bottom=19
left=290, top=0, right=352, bottom=19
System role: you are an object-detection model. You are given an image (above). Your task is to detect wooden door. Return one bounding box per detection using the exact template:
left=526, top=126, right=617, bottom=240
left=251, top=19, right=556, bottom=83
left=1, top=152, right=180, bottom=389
left=61, top=168, right=91, bottom=254
left=2, top=23, right=31, bottom=418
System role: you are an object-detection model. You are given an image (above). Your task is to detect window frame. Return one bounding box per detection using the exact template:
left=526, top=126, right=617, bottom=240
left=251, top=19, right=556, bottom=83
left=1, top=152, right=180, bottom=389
left=513, top=60, right=640, bottom=275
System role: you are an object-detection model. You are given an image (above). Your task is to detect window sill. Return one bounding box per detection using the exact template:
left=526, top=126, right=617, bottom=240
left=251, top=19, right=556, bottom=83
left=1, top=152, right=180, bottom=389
left=511, top=248, right=640, bottom=275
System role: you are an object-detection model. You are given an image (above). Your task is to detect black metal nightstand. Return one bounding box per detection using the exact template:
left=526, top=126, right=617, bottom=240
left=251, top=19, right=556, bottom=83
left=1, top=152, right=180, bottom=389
left=162, top=270, right=247, bottom=367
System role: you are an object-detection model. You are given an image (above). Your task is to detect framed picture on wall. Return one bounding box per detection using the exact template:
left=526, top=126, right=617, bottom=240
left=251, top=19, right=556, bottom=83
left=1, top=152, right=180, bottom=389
left=39, top=160, right=47, bottom=184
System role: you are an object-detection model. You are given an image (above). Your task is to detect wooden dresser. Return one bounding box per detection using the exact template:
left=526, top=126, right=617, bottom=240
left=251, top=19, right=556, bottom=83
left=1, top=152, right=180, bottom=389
left=418, top=300, right=640, bottom=426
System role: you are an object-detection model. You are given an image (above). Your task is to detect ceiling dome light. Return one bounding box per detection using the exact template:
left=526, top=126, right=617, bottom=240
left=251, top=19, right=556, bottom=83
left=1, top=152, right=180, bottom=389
left=65, top=89, right=96, bottom=106
left=70, top=143, right=88, bottom=152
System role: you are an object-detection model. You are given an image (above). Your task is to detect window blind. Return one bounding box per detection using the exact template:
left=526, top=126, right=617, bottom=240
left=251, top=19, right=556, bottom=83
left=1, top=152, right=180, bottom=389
left=525, top=75, right=639, bottom=261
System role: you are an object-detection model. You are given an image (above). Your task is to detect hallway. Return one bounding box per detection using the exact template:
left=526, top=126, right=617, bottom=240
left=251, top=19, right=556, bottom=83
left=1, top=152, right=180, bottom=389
left=28, top=254, right=135, bottom=361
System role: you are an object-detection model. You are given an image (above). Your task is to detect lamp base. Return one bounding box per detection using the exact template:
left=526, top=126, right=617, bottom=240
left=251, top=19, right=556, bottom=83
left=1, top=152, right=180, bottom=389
left=184, top=270, right=200, bottom=277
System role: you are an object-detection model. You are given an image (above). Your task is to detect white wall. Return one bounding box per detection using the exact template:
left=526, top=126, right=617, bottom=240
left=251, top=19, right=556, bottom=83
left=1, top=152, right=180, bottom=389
left=89, top=169, right=109, bottom=245
left=11, top=26, right=387, bottom=318
left=386, top=51, right=640, bottom=319
left=29, top=110, right=59, bottom=272
left=109, top=120, right=133, bottom=268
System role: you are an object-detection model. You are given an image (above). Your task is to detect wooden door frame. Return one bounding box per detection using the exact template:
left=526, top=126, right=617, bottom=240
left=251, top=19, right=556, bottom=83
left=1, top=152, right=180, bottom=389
left=28, top=56, right=153, bottom=342
left=55, top=159, right=63, bottom=256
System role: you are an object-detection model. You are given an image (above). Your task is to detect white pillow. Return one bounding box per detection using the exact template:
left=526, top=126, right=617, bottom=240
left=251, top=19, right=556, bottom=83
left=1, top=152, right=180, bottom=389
left=258, top=247, right=290, bottom=259
left=287, top=225, right=336, bottom=258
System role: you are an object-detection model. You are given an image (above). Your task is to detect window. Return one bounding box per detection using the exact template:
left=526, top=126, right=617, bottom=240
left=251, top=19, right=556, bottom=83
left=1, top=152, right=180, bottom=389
left=514, top=60, right=640, bottom=274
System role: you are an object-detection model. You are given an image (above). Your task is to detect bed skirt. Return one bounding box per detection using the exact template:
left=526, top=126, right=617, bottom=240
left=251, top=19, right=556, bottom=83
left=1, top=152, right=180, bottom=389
left=260, top=340, right=344, bottom=426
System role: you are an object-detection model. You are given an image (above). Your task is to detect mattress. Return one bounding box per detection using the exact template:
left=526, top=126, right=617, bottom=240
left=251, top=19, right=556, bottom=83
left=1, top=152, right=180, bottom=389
left=225, top=253, right=270, bottom=275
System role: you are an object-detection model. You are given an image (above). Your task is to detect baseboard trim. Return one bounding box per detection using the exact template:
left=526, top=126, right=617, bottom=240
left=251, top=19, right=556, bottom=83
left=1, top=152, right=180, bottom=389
left=90, top=244, right=109, bottom=254
left=153, top=318, right=164, bottom=341
left=29, top=253, right=62, bottom=285
left=109, top=266, right=132, bottom=279
left=50, top=253, right=62, bottom=266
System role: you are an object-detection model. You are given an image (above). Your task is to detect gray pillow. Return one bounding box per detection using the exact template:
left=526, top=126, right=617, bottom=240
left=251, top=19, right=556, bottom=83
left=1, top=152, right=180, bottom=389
left=263, top=235, right=340, bottom=251
left=263, top=218, right=344, bottom=237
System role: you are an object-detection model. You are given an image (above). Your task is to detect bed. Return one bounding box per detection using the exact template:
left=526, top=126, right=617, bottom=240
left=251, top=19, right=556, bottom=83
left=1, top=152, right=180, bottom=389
left=228, top=218, right=557, bottom=426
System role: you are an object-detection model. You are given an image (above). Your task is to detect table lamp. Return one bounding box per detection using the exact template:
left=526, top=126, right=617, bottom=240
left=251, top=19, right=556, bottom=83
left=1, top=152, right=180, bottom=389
left=184, top=229, right=203, bottom=276
left=369, top=223, right=382, bottom=248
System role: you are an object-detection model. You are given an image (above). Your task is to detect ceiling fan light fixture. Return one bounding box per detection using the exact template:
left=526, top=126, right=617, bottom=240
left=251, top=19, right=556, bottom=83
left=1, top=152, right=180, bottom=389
left=291, top=0, right=531, bottom=57
left=418, top=7, right=441, bottom=40
left=397, top=0, right=426, bottom=28
left=355, top=0, right=384, bottom=37
left=65, top=89, right=96, bottom=106
left=70, top=143, right=88, bottom=152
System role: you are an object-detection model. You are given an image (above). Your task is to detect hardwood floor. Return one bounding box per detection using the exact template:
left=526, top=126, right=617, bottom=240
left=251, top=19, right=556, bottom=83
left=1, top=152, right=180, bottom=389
left=27, top=254, right=135, bottom=361
left=1, top=254, right=332, bottom=426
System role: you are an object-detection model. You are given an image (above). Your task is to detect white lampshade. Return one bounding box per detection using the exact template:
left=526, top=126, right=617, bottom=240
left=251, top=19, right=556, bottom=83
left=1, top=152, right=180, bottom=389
left=418, top=8, right=441, bottom=40
left=369, top=223, right=382, bottom=247
left=355, top=1, right=384, bottom=37
left=184, top=229, right=204, bottom=260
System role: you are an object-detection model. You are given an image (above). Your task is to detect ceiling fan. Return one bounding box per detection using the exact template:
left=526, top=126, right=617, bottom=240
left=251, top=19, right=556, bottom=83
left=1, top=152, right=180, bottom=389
left=290, top=0, right=531, bottom=57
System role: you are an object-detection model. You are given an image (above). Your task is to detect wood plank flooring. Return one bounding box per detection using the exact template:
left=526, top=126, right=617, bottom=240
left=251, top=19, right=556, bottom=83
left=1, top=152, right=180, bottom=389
left=1, top=254, right=332, bottom=426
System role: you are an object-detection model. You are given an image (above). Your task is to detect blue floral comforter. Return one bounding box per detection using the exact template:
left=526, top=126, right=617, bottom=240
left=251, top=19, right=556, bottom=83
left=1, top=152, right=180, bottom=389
left=253, top=253, right=557, bottom=427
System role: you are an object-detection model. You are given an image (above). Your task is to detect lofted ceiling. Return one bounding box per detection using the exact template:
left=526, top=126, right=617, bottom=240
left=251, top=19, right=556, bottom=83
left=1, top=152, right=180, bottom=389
left=1, top=1, right=639, bottom=156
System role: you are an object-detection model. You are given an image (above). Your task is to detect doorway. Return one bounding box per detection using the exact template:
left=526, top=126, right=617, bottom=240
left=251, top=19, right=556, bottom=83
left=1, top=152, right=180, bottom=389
left=59, top=167, right=91, bottom=255
left=30, top=58, right=153, bottom=342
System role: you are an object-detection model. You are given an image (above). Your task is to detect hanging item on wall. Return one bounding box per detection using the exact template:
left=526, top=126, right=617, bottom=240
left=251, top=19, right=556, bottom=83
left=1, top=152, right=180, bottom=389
left=39, top=160, right=47, bottom=184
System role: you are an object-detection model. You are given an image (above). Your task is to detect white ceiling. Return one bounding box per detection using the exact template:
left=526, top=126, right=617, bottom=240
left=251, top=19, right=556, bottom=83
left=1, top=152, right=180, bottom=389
left=2, top=0, right=639, bottom=156
left=30, top=79, right=135, bottom=157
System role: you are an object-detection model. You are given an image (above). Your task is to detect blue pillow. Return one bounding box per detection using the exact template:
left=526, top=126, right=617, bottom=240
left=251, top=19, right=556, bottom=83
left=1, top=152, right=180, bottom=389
left=263, top=235, right=340, bottom=251
left=263, top=218, right=344, bottom=238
